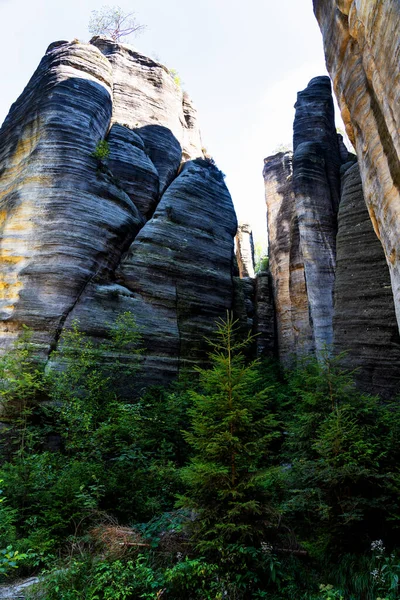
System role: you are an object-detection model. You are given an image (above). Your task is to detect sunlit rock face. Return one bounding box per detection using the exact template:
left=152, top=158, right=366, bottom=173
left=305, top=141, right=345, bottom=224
left=313, top=0, right=400, bottom=331
left=264, top=78, right=343, bottom=365
left=235, top=223, right=255, bottom=279
left=264, top=73, right=400, bottom=396
left=90, top=36, right=203, bottom=194
left=263, top=152, right=313, bottom=365
left=293, top=76, right=345, bottom=359
left=0, top=38, right=237, bottom=387
left=334, top=161, right=400, bottom=399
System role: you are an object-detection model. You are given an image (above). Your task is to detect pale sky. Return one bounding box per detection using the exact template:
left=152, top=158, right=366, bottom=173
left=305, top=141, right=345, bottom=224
left=0, top=0, right=332, bottom=247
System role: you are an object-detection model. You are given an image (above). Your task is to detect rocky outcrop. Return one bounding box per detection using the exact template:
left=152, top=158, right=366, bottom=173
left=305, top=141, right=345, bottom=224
left=293, top=76, right=345, bottom=358
left=0, top=38, right=237, bottom=387
left=235, top=223, right=255, bottom=279
left=334, top=161, right=400, bottom=398
left=263, top=151, right=313, bottom=364
left=264, top=77, right=353, bottom=365
left=313, top=0, right=400, bottom=331
left=263, top=74, right=400, bottom=396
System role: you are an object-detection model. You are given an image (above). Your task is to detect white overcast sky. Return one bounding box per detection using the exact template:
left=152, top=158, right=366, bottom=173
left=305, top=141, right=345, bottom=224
left=0, top=0, right=334, bottom=246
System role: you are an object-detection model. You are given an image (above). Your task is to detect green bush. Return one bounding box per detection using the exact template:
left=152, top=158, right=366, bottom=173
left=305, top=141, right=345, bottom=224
left=91, top=139, right=110, bottom=161
left=1, top=314, right=400, bottom=598
left=281, top=352, right=400, bottom=559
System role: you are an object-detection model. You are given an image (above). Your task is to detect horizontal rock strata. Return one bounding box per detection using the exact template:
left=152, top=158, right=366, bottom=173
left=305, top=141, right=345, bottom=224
left=263, top=151, right=313, bottom=364
left=0, top=38, right=237, bottom=388
left=293, top=76, right=345, bottom=359
left=313, top=0, right=400, bottom=331
left=235, top=222, right=255, bottom=279
left=334, top=161, right=400, bottom=398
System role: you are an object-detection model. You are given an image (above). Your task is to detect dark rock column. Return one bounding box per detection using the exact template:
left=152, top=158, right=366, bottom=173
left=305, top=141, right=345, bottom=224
left=254, top=272, right=275, bottom=358
left=333, top=161, right=400, bottom=398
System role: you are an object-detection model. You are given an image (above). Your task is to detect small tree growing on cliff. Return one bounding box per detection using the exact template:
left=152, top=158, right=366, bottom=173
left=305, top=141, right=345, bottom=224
left=88, top=5, right=146, bottom=42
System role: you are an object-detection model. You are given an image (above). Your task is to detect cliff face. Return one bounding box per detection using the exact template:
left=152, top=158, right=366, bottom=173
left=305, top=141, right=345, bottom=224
left=334, top=161, right=400, bottom=398
left=263, top=152, right=313, bottom=364
left=293, top=76, right=344, bottom=358
left=235, top=223, right=255, bottom=279
left=264, top=74, right=400, bottom=397
left=0, top=38, right=237, bottom=386
left=233, top=222, right=275, bottom=359
left=263, top=77, right=346, bottom=364
left=313, top=0, right=400, bottom=330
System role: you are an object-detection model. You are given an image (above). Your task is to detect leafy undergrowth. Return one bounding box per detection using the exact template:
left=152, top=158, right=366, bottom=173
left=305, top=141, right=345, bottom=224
left=0, top=314, right=399, bottom=599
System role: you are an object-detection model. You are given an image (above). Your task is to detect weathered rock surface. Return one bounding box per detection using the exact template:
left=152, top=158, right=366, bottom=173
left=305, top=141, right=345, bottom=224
left=334, top=161, right=400, bottom=398
left=293, top=76, right=345, bottom=358
left=232, top=276, right=256, bottom=343
left=263, top=74, right=400, bottom=396
left=0, top=40, right=144, bottom=355
left=66, top=160, right=237, bottom=386
left=91, top=37, right=203, bottom=194
left=106, top=124, right=159, bottom=218
left=254, top=271, right=275, bottom=358
left=313, top=0, right=400, bottom=331
left=235, top=222, right=255, bottom=278
left=263, top=151, right=313, bottom=364
left=0, top=39, right=237, bottom=387
left=233, top=222, right=275, bottom=358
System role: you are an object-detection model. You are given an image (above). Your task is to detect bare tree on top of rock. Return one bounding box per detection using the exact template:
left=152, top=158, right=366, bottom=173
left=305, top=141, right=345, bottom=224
left=88, top=5, right=146, bottom=42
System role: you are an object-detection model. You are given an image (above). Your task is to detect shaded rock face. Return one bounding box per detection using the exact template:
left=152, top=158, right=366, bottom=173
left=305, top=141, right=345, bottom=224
left=254, top=272, right=275, bottom=358
left=313, top=0, right=400, bottom=330
left=233, top=222, right=275, bottom=359
left=293, top=76, right=346, bottom=358
left=334, top=162, right=400, bottom=398
left=263, top=152, right=313, bottom=365
left=0, top=39, right=237, bottom=387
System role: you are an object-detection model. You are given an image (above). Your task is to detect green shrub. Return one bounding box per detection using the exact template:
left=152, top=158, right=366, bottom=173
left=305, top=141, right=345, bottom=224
left=91, top=139, right=110, bottom=161
left=35, top=555, right=164, bottom=600
left=281, top=352, right=400, bottom=559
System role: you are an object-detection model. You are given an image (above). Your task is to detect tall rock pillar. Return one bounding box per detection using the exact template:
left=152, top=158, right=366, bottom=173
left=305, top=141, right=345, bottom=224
left=293, top=76, right=344, bottom=358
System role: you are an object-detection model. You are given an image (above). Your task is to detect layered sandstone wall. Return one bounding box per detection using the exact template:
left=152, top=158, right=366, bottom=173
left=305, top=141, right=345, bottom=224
left=264, top=73, right=400, bottom=396
left=0, top=38, right=237, bottom=387
left=334, top=161, right=400, bottom=398
left=313, top=0, right=400, bottom=331
left=263, top=151, right=313, bottom=364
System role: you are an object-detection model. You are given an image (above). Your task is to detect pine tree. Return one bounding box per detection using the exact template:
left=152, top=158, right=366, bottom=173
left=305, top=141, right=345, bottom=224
left=178, top=313, right=280, bottom=555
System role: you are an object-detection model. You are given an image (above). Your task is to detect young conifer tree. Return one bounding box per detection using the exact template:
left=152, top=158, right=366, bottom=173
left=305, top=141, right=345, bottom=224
left=178, top=313, right=280, bottom=554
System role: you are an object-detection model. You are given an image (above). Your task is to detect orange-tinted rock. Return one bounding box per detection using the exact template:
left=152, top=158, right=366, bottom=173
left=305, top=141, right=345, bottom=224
left=334, top=161, right=400, bottom=398
left=313, top=0, right=400, bottom=331
left=263, top=152, right=313, bottom=364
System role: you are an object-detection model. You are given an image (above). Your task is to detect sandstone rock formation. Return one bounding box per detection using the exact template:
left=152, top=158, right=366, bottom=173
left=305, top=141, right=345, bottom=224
left=334, top=161, right=400, bottom=398
left=293, top=76, right=345, bottom=358
left=263, top=151, right=313, bottom=365
left=313, top=0, right=400, bottom=331
left=233, top=223, right=275, bottom=359
left=264, top=74, right=400, bottom=396
left=235, top=223, right=255, bottom=279
left=254, top=272, right=276, bottom=358
left=0, top=38, right=237, bottom=387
